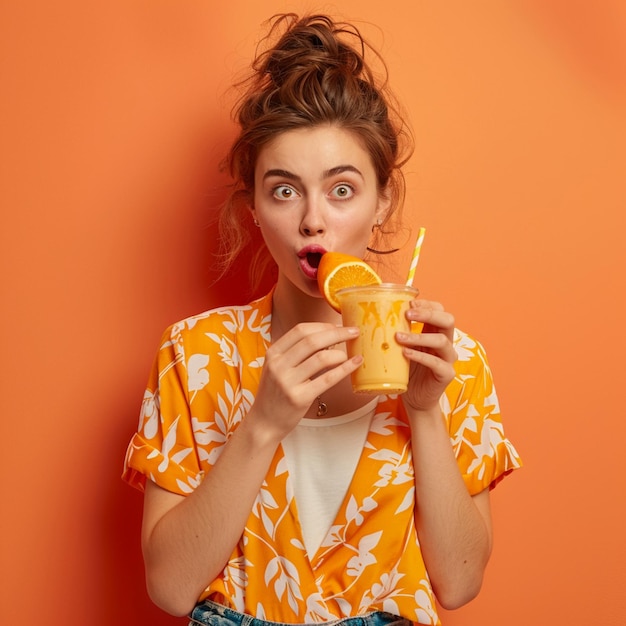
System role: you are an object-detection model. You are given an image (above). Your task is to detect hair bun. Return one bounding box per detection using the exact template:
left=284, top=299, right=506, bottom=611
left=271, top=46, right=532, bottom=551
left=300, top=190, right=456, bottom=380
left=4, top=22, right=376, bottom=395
left=260, top=14, right=366, bottom=89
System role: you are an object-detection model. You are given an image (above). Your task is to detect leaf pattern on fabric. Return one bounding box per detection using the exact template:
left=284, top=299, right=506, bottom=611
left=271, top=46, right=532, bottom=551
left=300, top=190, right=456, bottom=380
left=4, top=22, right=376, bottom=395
left=346, top=532, right=383, bottom=577
left=224, top=555, right=248, bottom=612
left=176, top=473, right=201, bottom=494
left=188, top=354, right=210, bottom=390
left=369, top=449, right=414, bottom=488
left=304, top=592, right=336, bottom=622
left=345, top=495, right=378, bottom=527
left=395, top=485, right=415, bottom=514
left=253, top=482, right=281, bottom=540
left=453, top=329, right=476, bottom=362
left=207, top=333, right=241, bottom=368
left=139, top=389, right=159, bottom=439
left=155, top=415, right=181, bottom=473
left=414, top=587, right=439, bottom=625
left=369, top=410, right=404, bottom=436
left=188, top=353, right=210, bottom=403
left=365, top=568, right=405, bottom=616
left=265, top=556, right=303, bottom=614
left=122, top=292, right=522, bottom=625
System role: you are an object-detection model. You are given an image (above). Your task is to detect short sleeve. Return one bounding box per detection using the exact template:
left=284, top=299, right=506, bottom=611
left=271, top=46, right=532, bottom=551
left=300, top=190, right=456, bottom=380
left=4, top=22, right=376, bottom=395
left=442, top=329, right=522, bottom=494
left=122, top=324, right=203, bottom=495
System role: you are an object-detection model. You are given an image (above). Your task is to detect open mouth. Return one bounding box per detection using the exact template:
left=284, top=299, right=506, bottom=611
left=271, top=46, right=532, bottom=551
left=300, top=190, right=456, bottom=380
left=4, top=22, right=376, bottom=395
left=307, top=252, right=322, bottom=269
left=298, top=245, right=327, bottom=279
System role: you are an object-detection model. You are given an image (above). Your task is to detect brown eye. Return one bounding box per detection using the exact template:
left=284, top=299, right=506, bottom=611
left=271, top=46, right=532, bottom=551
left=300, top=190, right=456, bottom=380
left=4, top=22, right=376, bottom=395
left=273, top=185, right=298, bottom=200
left=332, top=184, right=354, bottom=199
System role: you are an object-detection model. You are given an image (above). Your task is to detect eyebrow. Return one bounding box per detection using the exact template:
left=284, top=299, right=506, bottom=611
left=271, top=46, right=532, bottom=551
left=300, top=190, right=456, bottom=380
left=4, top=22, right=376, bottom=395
left=262, top=165, right=364, bottom=182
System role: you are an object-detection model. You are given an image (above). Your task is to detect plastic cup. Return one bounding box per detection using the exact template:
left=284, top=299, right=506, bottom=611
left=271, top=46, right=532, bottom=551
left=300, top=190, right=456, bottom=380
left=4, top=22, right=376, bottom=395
left=336, top=283, right=419, bottom=394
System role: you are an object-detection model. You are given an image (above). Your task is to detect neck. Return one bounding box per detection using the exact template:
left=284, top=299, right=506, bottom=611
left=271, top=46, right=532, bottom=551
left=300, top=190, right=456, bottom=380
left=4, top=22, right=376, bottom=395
left=271, top=275, right=340, bottom=338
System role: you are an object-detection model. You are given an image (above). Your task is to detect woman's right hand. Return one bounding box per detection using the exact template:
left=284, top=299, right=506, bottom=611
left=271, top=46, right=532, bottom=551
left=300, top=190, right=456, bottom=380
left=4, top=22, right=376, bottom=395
left=142, top=323, right=361, bottom=616
left=251, top=322, right=362, bottom=439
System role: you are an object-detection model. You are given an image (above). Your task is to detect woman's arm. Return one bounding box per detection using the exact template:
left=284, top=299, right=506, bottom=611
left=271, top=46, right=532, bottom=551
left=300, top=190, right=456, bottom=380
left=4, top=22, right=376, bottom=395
left=141, top=413, right=282, bottom=617
left=140, top=323, right=362, bottom=617
left=407, top=404, right=492, bottom=609
left=397, top=301, right=493, bottom=609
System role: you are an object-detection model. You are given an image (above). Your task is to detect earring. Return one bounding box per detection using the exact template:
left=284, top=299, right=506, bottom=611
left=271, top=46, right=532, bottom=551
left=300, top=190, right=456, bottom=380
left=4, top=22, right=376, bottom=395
left=372, top=218, right=383, bottom=232
left=253, top=218, right=260, bottom=227
left=367, top=217, right=400, bottom=255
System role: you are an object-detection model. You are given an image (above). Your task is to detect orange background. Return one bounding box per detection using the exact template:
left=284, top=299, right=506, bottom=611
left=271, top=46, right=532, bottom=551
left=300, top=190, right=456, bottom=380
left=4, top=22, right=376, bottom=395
left=1, top=1, right=625, bottom=624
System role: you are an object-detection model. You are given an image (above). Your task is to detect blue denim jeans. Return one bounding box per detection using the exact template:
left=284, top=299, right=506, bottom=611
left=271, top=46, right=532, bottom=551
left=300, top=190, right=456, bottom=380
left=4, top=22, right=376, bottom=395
left=188, top=599, right=412, bottom=626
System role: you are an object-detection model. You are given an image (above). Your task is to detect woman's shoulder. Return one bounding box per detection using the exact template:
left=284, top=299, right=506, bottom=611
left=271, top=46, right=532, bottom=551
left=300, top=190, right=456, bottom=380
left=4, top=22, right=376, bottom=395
left=160, top=291, right=273, bottom=346
left=450, top=327, right=495, bottom=382
left=453, top=327, right=489, bottom=362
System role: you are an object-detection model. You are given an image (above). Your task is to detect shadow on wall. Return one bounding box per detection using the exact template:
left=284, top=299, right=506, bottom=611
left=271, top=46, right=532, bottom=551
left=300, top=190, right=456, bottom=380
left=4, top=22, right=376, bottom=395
left=99, top=397, right=179, bottom=624
left=92, top=130, right=281, bottom=624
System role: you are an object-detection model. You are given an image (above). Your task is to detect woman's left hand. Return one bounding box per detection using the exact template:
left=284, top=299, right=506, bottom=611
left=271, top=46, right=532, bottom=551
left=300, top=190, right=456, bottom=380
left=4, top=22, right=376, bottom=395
left=396, top=299, right=458, bottom=413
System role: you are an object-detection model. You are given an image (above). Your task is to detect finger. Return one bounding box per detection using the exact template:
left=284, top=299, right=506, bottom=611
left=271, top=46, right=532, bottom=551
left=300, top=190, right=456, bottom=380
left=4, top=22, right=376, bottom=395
left=294, top=345, right=350, bottom=380
left=303, top=354, right=363, bottom=398
left=263, top=325, right=360, bottom=400
left=402, top=347, right=456, bottom=382
left=267, top=349, right=362, bottom=410
left=406, top=304, right=455, bottom=337
left=270, top=323, right=359, bottom=366
left=270, top=322, right=336, bottom=352
left=410, top=299, right=445, bottom=312
left=396, top=331, right=458, bottom=363
left=407, top=300, right=453, bottom=324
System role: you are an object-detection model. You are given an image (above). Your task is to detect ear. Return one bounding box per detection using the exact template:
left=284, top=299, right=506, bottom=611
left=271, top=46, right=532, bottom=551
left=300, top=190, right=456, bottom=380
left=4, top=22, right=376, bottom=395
left=375, top=187, right=392, bottom=225
left=248, top=205, right=261, bottom=228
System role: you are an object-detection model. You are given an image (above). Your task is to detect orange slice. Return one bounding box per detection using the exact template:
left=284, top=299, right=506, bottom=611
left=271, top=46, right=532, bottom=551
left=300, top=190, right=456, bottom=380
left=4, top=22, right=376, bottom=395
left=317, top=252, right=382, bottom=311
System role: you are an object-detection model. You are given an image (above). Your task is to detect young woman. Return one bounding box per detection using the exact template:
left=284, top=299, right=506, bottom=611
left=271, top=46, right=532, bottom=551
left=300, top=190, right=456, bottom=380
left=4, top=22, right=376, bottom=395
left=123, top=14, right=521, bottom=626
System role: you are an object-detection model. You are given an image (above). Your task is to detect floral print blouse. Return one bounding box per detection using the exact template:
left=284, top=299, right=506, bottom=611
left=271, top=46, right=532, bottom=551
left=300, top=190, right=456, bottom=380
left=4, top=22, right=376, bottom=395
left=123, top=290, right=522, bottom=625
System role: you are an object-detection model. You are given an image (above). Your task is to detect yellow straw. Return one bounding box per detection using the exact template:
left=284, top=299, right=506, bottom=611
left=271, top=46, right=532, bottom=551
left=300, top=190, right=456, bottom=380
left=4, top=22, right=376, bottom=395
left=405, top=227, right=426, bottom=287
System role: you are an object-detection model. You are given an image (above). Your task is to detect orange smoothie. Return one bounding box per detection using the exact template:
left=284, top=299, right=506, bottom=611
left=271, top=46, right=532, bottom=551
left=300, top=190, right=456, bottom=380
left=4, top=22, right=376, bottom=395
left=336, top=284, right=419, bottom=394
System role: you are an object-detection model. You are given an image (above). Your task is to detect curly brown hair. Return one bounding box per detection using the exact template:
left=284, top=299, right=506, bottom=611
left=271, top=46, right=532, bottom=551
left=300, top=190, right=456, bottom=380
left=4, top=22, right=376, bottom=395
left=217, top=14, right=414, bottom=283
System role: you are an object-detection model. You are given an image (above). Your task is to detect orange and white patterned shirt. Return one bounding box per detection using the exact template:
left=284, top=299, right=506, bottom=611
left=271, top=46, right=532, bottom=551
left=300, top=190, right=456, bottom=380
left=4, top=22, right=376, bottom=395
left=123, top=290, right=522, bottom=625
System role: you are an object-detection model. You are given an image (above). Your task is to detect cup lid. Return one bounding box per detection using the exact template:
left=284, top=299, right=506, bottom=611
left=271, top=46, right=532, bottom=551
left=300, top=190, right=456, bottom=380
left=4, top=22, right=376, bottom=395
left=335, top=283, right=419, bottom=297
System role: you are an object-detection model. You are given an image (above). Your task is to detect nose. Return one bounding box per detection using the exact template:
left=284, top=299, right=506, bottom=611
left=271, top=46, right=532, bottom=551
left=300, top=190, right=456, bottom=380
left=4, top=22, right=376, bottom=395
left=299, top=198, right=325, bottom=236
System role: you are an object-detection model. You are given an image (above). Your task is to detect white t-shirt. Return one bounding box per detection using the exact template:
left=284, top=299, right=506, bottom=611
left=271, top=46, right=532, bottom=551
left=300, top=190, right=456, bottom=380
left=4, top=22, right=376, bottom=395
left=281, top=398, right=378, bottom=557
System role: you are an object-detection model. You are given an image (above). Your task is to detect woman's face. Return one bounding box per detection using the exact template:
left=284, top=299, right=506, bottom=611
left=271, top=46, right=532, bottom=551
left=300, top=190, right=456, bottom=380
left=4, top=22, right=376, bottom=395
left=252, top=124, right=389, bottom=299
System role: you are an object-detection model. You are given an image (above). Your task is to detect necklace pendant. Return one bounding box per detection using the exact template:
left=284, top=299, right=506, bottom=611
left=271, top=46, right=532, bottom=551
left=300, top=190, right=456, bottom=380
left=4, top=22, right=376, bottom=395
left=316, top=398, right=328, bottom=417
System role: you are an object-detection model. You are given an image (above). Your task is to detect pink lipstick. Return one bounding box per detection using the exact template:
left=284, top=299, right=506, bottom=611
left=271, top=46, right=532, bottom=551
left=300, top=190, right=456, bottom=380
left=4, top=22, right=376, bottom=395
left=298, top=244, right=327, bottom=279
